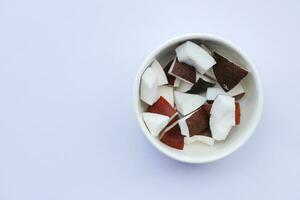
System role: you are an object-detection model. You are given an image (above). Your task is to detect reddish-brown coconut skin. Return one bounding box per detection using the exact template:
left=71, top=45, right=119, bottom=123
left=186, top=108, right=209, bottom=136
left=235, top=102, right=241, bottom=125
left=171, top=59, right=196, bottom=84
left=147, top=96, right=177, bottom=118
left=203, top=103, right=212, bottom=115
left=164, top=60, right=176, bottom=85
left=160, top=123, right=184, bottom=150
left=213, top=53, right=248, bottom=91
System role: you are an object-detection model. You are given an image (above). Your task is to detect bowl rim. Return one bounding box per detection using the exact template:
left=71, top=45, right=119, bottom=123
left=133, top=33, right=263, bottom=163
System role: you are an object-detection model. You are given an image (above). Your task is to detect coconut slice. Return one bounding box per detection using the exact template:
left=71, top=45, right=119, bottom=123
left=210, top=95, right=235, bottom=140
left=183, top=116, right=214, bottom=146
left=147, top=96, right=177, bottom=120
left=142, top=112, right=170, bottom=136
left=175, top=41, right=216, bottom=74
left=179, top=106, right=210, bottom=137
left=164, top=59, right=180, bottom=87
left=174, top=91, right=206, bottom=115
left=187, top=108, right=209, bottom=136
left=150, top=59, right=168, bottom=86
left=168, top=58, right=196, bottom=84
left=160, top=122, right=184, bottom=150
left=140, top=67, right=159, bottom=105
left=227, top=83, right=245, bottom=100
left=206, top=87, right=226, bottom=101
left=176, top=80, right=193, bottom=92
left=213, top=53, right=248, bottom=91
left=178, top=107, right=214, bottom=146
left=157, top=85, right=174, bottom=106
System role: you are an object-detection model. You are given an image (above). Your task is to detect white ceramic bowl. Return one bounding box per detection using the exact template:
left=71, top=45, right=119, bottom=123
left=134, top=33, right=263, bottom=163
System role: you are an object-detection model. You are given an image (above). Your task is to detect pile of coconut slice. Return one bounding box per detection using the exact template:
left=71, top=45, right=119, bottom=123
left=140, top=41, right=248, bottom=150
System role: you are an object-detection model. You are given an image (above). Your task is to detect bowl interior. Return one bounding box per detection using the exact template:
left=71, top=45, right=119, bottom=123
left=135, top=34, right=262, bottom=163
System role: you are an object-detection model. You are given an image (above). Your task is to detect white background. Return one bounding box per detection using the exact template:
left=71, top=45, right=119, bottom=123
left=0, top=0, right=299, bottom=199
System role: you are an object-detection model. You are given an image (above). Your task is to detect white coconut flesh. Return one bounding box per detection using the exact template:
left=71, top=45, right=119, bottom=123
left=143, top=112, right=170, bottom=137
left=175, top=41, right=216, bottom=74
